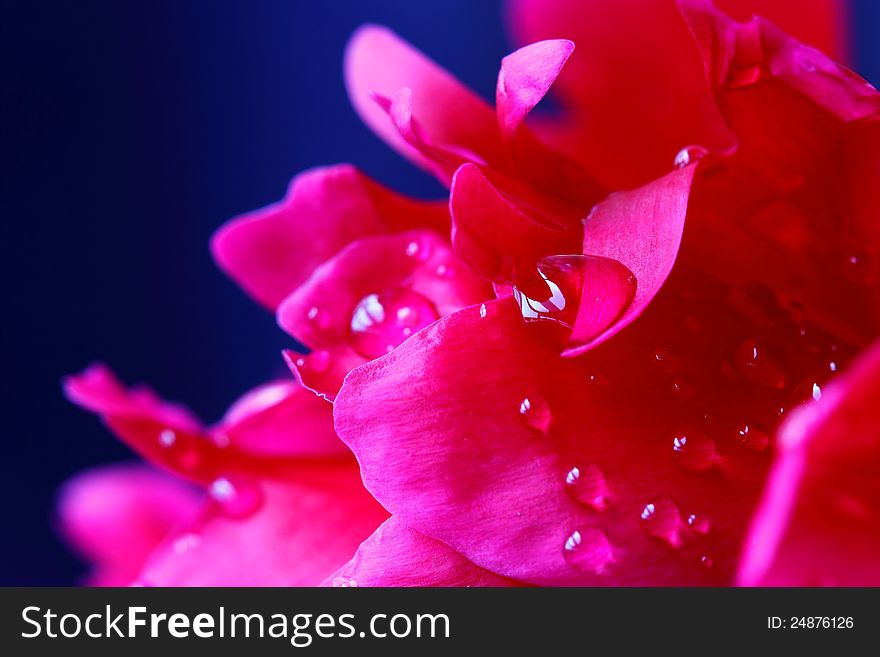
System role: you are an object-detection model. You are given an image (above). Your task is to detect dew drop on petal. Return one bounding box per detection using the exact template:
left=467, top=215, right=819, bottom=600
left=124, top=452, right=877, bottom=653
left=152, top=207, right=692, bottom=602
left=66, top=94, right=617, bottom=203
left=672, top=430, right=717, bottom=471
left=563, top=527, right=613, bottom=574
left=158, top=429, right=176, bottom=447
left=673, top=145, right=707, bottom=169
left=350, top=288, right=439, bottom=359
left=736, top=420, right=770, bottom=452
left=640, top=499, right=681, bottom=545
left=842, top=251, right=871, bottom=284
left=332, top=577, right=359, bottom=588
left=733, top=338, right=786, bottom=389
left=670, top=376, right=696, bottom=400
left=209, top=475, right=263, bottom=518
left=789, top=378, right=823, bottom=406
left=479, top=303, right=487, bottom=319
left=726, top=282, right=779, bottom=326
left=519, top=396, right=551, bottom=434
left=564, top=464, right=607, bottom=510
left=686, top=513, right=710, bottom=535
left=700, top=555, right=714, bottom=568
left=172, top=533, right=202, bottom=555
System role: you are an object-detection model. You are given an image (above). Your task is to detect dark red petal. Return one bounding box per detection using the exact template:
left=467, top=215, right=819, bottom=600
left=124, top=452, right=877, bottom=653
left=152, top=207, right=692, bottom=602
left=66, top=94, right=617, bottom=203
left=678, top=1, right=880, bottom=344
left=506, top=0, right=732, bottom=189
left=322, top=517, right=523, bottom=587
left=57, top=464, right=201, bottom=586
left=139, top=463, right=388, bottom=586
left=739, top=341, right=880, bottom=586
left=213, top=379, right=350, bottom=459
left=211, top=164, right=448, bottom=309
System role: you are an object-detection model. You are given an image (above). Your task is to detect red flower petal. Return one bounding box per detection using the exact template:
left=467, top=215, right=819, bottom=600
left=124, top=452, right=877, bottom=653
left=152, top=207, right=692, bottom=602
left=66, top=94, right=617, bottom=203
left=496, top=39, right=575, bottom=138
left=506, top=0, right=732, bottom=189
left=211, top=164, right=448, bottom=309
left=678, top=1, right=880, bottom=344
left=322, top=517, right=522, bottom=587
left=139, top=463, right=388, bottom=586
left=57, top=464, right=201, bottom=586
left=739, top=341, right=880, bottom=586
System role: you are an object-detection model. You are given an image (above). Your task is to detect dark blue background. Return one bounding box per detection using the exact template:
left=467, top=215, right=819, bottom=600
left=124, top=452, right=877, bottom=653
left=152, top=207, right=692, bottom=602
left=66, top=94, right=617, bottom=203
left=3, top=1, right=878, bottom=584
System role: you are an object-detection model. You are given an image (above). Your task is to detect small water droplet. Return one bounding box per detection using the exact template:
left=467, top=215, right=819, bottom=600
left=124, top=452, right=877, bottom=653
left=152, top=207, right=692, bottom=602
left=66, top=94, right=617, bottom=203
left=640, top=499, right=681, bottom=545
left=307, top=306, right=319, bottom=320
left=673, top=145, right=708, bottom=169
left=479, top=303, right=487, bottom=319
left=435, top=263, right=451, bottom=278
left=670, top=376, right=696, bottom=400
left=842, top=251, right=871, bottom=284
left=789, top=378, right=823, bottom=406
left=672, top=430, right=717, bottom=471
left=332, top=577, right=359, bottom=588
left=158, top=429, right=176, bottom=447
left=652, top=347, right=682, bottom=375
left=700, top=555, right=714, bottom=568
left=687, top=513, right=711, bottom=535
left=564, top=464, right=607, bottom=510
left=209, top=475, right=263, bottom=518
left=736, top=420, right=770, bottom=452
left=519, top=396, right=551, bottom=434
left=563, top=527, right=613, bottom=574
left=734, top=338, right=786, bottom=389
left=173, top=533, right=201, bottom=554
left=350, top=288, right=439, bottom=359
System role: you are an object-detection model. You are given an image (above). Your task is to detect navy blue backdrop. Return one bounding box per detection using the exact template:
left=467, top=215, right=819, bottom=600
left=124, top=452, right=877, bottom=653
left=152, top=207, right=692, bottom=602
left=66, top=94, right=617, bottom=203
left=3, top=0, right=878, bottom=584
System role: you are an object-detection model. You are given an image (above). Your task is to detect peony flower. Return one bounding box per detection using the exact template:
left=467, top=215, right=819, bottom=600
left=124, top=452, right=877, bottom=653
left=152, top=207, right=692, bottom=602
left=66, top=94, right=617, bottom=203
left=60, top=0, right=880, bottom=587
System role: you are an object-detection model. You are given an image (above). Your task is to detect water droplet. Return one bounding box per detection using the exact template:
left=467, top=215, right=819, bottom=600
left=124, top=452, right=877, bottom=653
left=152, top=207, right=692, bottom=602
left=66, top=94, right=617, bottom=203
left=564, top=464, right=607, bottom=510
left=672, top=430, right=717, bottom=471
left=158, top=429, right=176, bottom=447
left=307, top=306, right=319, bottom=320
left=479, top=303, right=487, bottom=319
left=350, top=288, right=439, bottom=359
left=727, top=282, right=779, bottom=326
left=212, top=432, right=231, bottom=449
left=700, top=555, right=714, bottom=568
left=640, top=499, right=681, bottom=545
left=733, top=338, right=786, bottom=389
left=652, top=348, right=682, bottom=375
left=435, top=263, right=452, bottom=278
left=173, top=533, right=201, bottom=554
left=332, top=577, right=359, bottom=588
left=842, top=251, right=871, bottom=284
left=727, top=64, right=763, bottom=89
left=673, top=145, right=708, bottom=169
left=736, top=420, right=770, bottom=452
left=513, top=254, right=636, bottom=348
left=687, top=513, right=711, bottom=535
left=209, top=476, right=263, bottom=518
left=295, top=349, right=330, bottom=375
left=789, top=378, right=823, bottom=406
left=670, top=376, right=696, bottom=400
left=519, top=396, right=551, bottom=434
left=563, top=527, right=613, bottom=573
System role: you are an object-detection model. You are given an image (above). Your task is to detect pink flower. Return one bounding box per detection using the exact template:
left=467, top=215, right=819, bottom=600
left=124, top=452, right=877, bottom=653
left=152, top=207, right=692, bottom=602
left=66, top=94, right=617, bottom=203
left=61, top=0, right=880, bottom=587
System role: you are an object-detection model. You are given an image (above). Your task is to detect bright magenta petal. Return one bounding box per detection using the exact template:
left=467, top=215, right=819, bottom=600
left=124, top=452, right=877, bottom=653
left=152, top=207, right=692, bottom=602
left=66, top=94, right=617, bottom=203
left=57, top=464, right=200, bottom=586
left=496, top=39, right=574, bottom=138
left=211, top=164, right=448, bottom=309
left=322, top=517, right=523, bottom=587
left=214, top=380, right=350, bottom=459
left=140, top=464, right=388, bottom=586
left=739, top=341, right=880, bottom=586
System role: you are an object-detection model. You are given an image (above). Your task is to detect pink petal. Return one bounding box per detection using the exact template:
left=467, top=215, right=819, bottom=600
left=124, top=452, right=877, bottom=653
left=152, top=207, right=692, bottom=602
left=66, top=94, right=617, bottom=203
left=564, top=165, right=696, bottom=356
left=57, top=464, right=201, bottom=586
left=211, top=164, right=448, bottom=309
left=140, top=463, right=388, bottom=586
left=678, top=0, right=880, bottom=344
left=213, top=379, right=350, bottom=459
left=322, top=517, right=522, bottom=587
left=496, top=39, right=575, bottom=138
left=506, top=0, right=732, bottom=189
left=335, top=267, right=811, bottom=584
left=345, top=25, right=502, bottom=178
left=283, top=347, right=364, bottom=403
left=739, top=340, right=880, bottom=586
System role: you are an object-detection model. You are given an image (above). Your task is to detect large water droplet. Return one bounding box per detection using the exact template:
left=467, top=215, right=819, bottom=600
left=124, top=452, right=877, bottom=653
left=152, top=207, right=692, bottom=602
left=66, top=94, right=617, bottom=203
left=640, top=499, right=681, bottom=545
left=563, top=527, right=613, bottom=574
left=350, top=288, right=439, bottom=359
left=564, top=464, right=607, bottom=510
left=672, top=430, right=717, bottom=471
left=733, top=338, right=786, bottom=389
left=512, top=254, right=636, bottom=348
left=673, top=145, right=707, bottom=169
left=519, top=396, right=551, bottom=434
left=736, top=420, right=770, bottom=452
left=209, top=476, right=263, bottom=518
left=789, top=378, right=823, bottom=406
